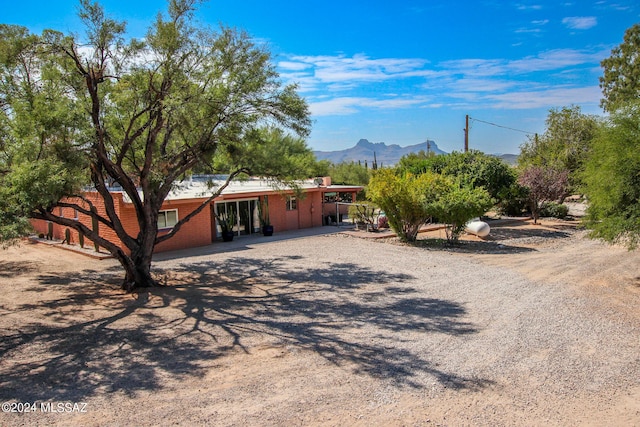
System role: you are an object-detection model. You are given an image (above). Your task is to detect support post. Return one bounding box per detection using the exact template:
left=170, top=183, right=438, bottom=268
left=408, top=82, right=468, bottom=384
left=464, top=114, right=469, bottom=152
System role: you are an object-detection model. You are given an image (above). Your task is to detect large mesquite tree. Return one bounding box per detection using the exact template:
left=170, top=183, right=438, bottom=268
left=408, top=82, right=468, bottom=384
left=600, top=23, right=640, bottom=112
left=0, top=0, right=310, bottom=290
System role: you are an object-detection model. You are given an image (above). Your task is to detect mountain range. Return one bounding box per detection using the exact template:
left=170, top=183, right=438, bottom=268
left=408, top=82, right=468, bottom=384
left=313, top=139, right=518, bottom=166
left=313, top=139, right=446, bottom=166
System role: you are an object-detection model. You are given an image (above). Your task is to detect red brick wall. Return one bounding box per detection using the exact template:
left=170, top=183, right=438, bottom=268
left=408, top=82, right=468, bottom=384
left=31, top=193, right=125, bottom=250
left=154, top=200, right=212, bottom=253
left=267, top=194, right=289, bottom=232
left=30, top=186, right=360, bottom=254
left=298, top=192, right=323, bottom=229
left=263, top=192, right=324, bottom=231
left=31, top=193, right=212, bottom=254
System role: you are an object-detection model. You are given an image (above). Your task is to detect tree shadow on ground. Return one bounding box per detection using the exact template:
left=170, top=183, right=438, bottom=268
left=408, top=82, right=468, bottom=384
left=0, top=270, right=221, bottom=404
left=410, top=238, right=538, bottom=254
left=484, top=223, right=574, bottom=242
left=404, top=221, right=577, bottom=255
left=0, top=260, right=40, bottom=278
left=1, top=255, right=493, bottom=404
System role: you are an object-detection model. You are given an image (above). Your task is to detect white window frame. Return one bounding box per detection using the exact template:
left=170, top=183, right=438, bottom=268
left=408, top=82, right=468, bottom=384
left=158, top=209, right=179, bottom=229
left=286, top=195, right=297, bottom=211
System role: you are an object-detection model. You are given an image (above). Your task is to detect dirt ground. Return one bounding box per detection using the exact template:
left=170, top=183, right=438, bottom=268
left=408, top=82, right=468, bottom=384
left=1, top=216, right=639, bottom=426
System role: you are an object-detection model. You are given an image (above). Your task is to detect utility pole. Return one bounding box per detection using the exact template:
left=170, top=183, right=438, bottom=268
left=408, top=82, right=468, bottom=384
left=464, top=114, right=469, bottom=152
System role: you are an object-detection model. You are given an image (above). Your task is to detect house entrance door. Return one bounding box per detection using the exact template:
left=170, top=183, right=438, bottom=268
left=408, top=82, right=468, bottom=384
left=214, top=199, right=259, bottom=239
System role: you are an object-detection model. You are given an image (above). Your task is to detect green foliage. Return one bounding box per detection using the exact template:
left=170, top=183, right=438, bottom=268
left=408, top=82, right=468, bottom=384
left=348, top=202, right=378, bottom=230
left=368, top=167, right=492, bottom=243
left=368, top=169, right=448, bottom=242
left=518, top=165, right=569, bottom=224
left=0, top=1, right=310, bottom=289
left=216, top=126, right=317, bottom=181
left=519, top=106, right=598, bottom=189
left=398, top=150, right=515, bottom=204
left=582, top=103, right=640, bottom=248
left=440, top=151, right=515, bottom=202
left=539, top=202, right=569, bottom=220
left=426, top=185, right=492, bottom=243
left=600, top=23, right=640, bottom=112
left=497, top=182, right=529, bottom=217
left=0, top=22, right=88, bottom=244
left=327, top=161, right=370, bottom=186
left=372, top=150, right=505, bottom=242
left=397, top=150, right=447, bottom=175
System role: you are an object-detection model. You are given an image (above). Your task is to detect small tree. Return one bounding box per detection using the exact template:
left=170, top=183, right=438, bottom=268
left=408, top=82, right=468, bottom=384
left=427, top=184, right=492, bottom=243
left=348, top=202, right=378, bottom=231
left=518, top=106, right=598, bottom=190
left=368, top=169, right=448, bottom=242
left=517, top=166, right=569, bottom=224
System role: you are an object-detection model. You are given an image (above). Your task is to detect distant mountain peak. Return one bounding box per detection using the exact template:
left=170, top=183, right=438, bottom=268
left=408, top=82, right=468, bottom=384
left=355, top=139, right=387, bottom=149
left=314, top=139, right=446, bottom=165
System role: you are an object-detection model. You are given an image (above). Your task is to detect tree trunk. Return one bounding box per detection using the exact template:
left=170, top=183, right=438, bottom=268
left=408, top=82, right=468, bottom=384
left=530, top=199, right=539, bottom=224
left=119, top=236, right=160, bottom=292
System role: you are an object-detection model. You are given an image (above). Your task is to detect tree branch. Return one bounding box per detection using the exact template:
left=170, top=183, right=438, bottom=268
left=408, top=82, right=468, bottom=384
left=155, top=168, right=248, bottom=244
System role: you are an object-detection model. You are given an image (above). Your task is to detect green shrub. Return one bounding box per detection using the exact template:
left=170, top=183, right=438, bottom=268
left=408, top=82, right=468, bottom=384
left=368, top=169, right=449, bottom=242
left=348, top=203, right=378, bottom=230
left=540, top=202, right=569, bottom=219
left=497, top=182, right=529, bottom=216
left=427, top=185, right=493, bottom=242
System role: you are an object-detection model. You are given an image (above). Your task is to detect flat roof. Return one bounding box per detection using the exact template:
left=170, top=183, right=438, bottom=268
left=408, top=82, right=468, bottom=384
left=115, top=176, right=362, bottom=203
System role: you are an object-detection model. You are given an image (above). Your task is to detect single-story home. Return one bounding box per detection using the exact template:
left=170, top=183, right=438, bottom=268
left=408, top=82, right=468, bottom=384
left=31, top=176, right=363, bottom=254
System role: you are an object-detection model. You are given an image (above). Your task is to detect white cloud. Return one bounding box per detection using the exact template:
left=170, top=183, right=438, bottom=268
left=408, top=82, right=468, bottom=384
left=516, top=4, right=543, bottom=10
left=279, top=47, right=606, bottom=117
left=284, top=54, right=431, bottom=83
left=515, top=19, right=549, bottom=34
left=278, top=61, right=312, bottom=71
left=562, top=16, right=598, bottom=30
left=484, top=86, right=601, bottom=109
left=309, top=96, right=429, bottom=116
left=442, top=48, right=607, bottom=76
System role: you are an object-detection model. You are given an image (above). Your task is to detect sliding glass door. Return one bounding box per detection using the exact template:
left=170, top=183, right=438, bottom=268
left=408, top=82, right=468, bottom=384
left=214, top=199, right=259, bottom=238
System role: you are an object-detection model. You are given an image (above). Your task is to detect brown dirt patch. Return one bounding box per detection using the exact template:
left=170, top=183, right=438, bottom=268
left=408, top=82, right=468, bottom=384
left=1, top=222, right=639, bottom=426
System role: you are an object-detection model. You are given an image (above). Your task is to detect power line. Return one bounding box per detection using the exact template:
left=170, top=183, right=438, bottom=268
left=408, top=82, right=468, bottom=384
left=469, top=116, right=536, bottom=135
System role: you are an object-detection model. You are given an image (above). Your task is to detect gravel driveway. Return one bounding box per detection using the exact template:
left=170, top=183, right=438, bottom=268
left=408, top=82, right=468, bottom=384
left=1, top=221, right=639, bottom=426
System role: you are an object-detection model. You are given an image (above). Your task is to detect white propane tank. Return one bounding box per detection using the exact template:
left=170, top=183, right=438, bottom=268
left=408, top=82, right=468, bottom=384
left=465, top=220, right=491, bottom=238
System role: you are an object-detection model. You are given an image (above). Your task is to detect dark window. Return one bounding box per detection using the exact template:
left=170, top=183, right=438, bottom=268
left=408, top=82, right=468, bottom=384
left=286, top=196, right=297, bottom=211
left=158, top=209, right=178, bottom=229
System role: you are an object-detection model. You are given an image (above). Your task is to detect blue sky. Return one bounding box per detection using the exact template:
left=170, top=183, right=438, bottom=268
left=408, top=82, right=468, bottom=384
left=3, top=1, right=639, bottom=154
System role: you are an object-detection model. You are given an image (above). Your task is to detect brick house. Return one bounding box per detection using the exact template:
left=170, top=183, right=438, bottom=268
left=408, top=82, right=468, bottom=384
left=31, top=176, right=362, bottom=254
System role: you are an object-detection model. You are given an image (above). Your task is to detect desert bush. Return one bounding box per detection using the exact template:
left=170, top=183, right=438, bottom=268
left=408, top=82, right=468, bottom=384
left=427, top=185, right=493, bottom=242
left=518, top=165, right=569, bottom=223
left=368, top=169, right=449, bottom=242
left=497, top=182, right=530, bottom=216
left=540, top=202, right=569, bottom=219
left=348, top=203, right=378, bottom=230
